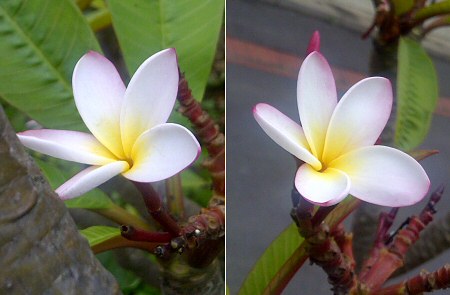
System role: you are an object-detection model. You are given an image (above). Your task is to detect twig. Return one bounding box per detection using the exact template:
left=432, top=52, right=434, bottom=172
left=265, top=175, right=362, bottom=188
left=120, top=225, right=172, bottom=243
left=378, top=264, right=450, bottom=294
left=395, top=210, right=450, bottom=275
left=359, top=186, right=444, bottom=290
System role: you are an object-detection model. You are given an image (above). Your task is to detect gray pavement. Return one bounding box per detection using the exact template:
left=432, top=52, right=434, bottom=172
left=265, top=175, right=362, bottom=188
left=226, top=0, right=450, bottom=294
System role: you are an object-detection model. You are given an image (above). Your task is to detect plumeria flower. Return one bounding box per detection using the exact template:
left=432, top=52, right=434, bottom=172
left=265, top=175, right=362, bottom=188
left=18, top=49, right=200, bottom=199
left=253, top=51, right=429, bottom=207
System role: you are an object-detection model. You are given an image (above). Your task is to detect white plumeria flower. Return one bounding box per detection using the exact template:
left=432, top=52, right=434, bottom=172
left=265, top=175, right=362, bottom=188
left=18, top=49, right=200, bottom=200
left=254, top=51, right=430, bottom=207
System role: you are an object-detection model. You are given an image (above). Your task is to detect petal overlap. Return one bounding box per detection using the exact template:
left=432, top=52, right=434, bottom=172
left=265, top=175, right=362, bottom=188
left=322, top=77, right=392, bottom=164
left=253, top=103, right=321, bottom=170
left=121, top=48, right=179, bottom=157
left=123, top=123, right=200, bottom=182
left=329, top=146, right=430, bottom=206
left=73, top=51, right=126, bottom=158
left=295, top=164, right=350, bottom=206
left=297, top=52, right=337, bottom=158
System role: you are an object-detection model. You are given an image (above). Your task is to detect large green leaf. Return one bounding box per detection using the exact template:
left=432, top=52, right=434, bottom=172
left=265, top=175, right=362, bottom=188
left=80, top=226, right=121, bottom=247
left=239, top=197, right=361, bottom=295
left=105, top=0, right=224, bottom=101
left=239, top=223, right=305, bottom=295
left=0, top=0, right=100, bottom=130
left=395, top=37, right=438, bottom=151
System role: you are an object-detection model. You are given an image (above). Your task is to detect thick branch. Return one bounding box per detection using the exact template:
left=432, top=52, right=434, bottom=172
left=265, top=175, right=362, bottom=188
left=359, top=187, right=443, bottom=290
left=378, top=264, right=450, bottom=294
left=177, top=72, right=225, bottom=198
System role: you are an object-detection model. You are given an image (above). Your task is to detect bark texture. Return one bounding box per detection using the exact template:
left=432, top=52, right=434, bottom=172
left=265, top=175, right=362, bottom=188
left=0, top=106, right=121, bottom=295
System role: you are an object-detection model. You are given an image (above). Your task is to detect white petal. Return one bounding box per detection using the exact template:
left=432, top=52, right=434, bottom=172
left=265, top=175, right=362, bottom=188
left=330, top=146, right=430, bottom=206
left=73, top=51, right=126, bottom=158
left=123, top=123, right=200, bottom=182
left=17, top=129, right=117, bottom=165
left=253, top=103, right=321, bottom=170
left=295, top=164, right=350, bottom=206
left=322, top=77, right=392, bottom=164
left=121, top=48, right=179, bottom=157
left=56, top=161, right=129, bottom=200
left=297, top=52, right=337, bottom=159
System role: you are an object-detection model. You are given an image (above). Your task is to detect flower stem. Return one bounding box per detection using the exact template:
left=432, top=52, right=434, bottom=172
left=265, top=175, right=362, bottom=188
left=165, top=174, right=185, bottom=220
left=133, top=181, right=182, bottom=237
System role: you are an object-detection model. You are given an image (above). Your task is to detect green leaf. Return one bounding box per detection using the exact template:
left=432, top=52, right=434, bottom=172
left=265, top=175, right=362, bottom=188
left=395, top=37, right=438, bottom=151
left=182, top=168, right=211, bottom=207
left=238, top=223, right=306, bottom=295
left=64, top=190, right=113, bottom=209
left=0, top=0, right=100, bottom=130
left=96, top=251, right=161, bottom=295
left=80, top=226, right=121, bottom=247
left=391, top=0, right=414, bottom=16
left=35, top=158, right=113, bottom=209
left=106, top=0, right=224, bottom=100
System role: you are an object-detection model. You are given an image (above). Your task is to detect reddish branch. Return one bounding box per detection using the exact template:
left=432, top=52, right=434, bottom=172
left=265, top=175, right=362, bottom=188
left=181, top=202, right=225, bottom=268
left=358, top=186, right=444, bottom=291
left=378, top=264, right=450, bottom=295
left=291, top=185, right=448, bottom=294
left=121, top=225, right=172, bottom=243
left=291, top=188, right=356, bottom=294
left=133, top=181, right=182, bottom=237
left=363, top=0, right=433, bottom=44
left=359, top=207, right=399, bottom=278
left=174, top=70, right=225, bottom=267
left=177, top=71, right=225, bottom=198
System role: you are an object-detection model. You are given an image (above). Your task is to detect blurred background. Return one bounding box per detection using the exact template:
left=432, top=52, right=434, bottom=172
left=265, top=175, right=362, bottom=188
left=226, top=0, right=450, bottom=294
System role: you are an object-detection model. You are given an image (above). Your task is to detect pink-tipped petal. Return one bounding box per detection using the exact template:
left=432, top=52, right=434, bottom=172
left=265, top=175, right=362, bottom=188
left=123, top=123, right=200, bottom=182
left=73, top=51, right=126, bottom=158
left=322, top=77, right=392, bottom=164
left=56, top=161, right=129, bottom=200
left=297, top=52, right=337, bottom=158
left=121, top=48, right=179, bottom=157
left=330, top=146, right=430, bottom=206
left=295, top=164, right=351, bottom=206
left=306, top=31, right=320, bottom=54
left=253, top=103, right=321, bottom=170
left=17, top=129, right=117, bottom=165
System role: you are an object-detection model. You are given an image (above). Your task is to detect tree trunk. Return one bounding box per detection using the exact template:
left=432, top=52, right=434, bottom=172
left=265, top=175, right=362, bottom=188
left=0, top=105, right=121, bottom=294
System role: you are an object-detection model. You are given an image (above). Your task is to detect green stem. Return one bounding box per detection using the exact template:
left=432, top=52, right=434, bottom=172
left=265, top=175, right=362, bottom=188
left=91, top=235, right=159, bottom=254
left=76, top=0, right=93, bottom=10
left=87, top=8, right=112, bottom=32
left=165, top=174, right=185, bottom=220
left=413, top=0, right=450, bottom=23
left=93, top=203, right=154, bottom=231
